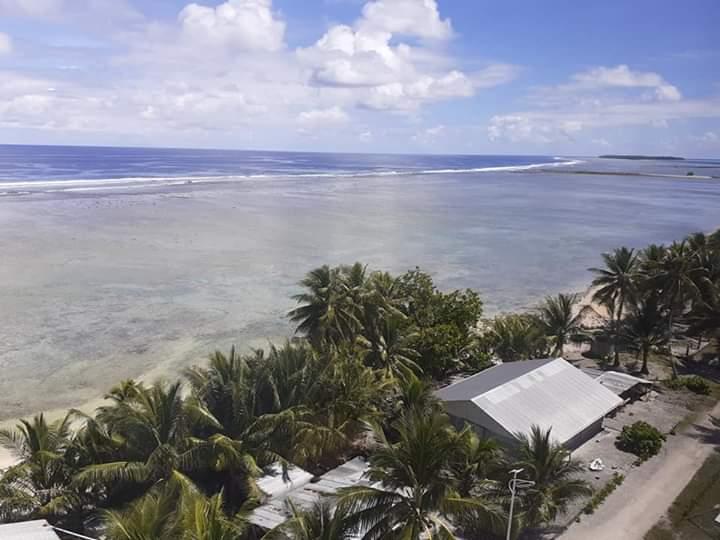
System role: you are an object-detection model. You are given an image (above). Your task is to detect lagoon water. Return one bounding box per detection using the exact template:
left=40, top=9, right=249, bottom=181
left=0, top=145, right=719, bottom=418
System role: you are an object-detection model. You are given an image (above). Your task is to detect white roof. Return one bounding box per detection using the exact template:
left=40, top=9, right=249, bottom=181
left=440, top=358, right=623, bottom=445
left=0, top=520, right=60, bottom=540
left=256, top=463, right=313, bottom=499
left=249, top=457, right=369, bottom=531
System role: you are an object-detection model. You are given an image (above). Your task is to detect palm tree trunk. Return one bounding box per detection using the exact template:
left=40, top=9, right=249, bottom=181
left=613, top=297, right=624, bottom=368
left=668, top=292, right=678, bottom=379
left=641, top=346, right=649, bottom=375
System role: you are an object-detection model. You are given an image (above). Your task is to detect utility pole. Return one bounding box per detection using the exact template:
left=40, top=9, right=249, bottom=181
left=506, top=468, right=535, bottom=540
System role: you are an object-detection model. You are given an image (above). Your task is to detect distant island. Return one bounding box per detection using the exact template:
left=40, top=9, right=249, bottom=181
left=599, top=154, right=685, bottom=161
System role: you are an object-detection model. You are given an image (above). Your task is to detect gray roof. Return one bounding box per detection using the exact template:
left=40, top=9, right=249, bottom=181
left=436, top=358, right=623, bottom=445
left=0, top=520, right=60, bottom=539
left=580, top=368, right=653, bottom=396
left=435, top=358, right=556, bottom=401
left=248, top=457, right=369, bottom=531
left=256, top=464, right=313, bottom=499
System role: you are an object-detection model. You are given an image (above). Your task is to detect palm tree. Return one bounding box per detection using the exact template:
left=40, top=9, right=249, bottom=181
left=645, top=241, right=705, bottom=377
left=103, top=472, right=246, bottom=540
left=103, top=487, right=178, bottom=540
left=288, top=265, right=359, bottom=348
left=339, top=412, right=502, bottom=539
left=356, top=314, right=421, bottom=380
left=449, top=429, right=501, bottom=498
left=510, top=426, right=591, bottom=529
left=264, top=500, right=358, bottom=540
left=536, top=293, right=581, bottom=357
left=622, top=294, right=668, bottom=375
left=688, top=279, right=720, bottom=351
left=590, top=247, right=640, bottom=367
left=488, top=314, right=547, bottom=362
left=0, top=413, right=78, bottom=522
left=74, top=381, right=240, bottom=500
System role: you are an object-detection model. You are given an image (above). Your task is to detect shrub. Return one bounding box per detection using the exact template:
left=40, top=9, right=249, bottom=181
left=664, top=376, right=711, bottom=395
left=684, top=376, right=710, bottom=395
left=616, top=421, right=665, bottom=461
left=583, top=473, right=624, bottom=514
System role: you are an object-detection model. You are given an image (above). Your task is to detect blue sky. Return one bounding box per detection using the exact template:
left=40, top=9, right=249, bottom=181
left=0, top=0, right=719, bottom=156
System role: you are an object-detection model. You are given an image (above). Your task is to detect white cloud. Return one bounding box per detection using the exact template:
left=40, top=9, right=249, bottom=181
left=358, top=0, right=452, bottom=39
left=362, top=70, right=473, bottom=110
left=571, top=64, right=682, bottom=101
left=296, top=0, right=492, bottom=112
left=0, top=32, right=11, bottom=54
left=0, top=0, right=64, bottom=17
left=487, top=64, right=709, bottom=144
left=296, top=106, right=349, bottom=126
left=179, top=0, right=285, bottom=52
left=0, top=0, right=140, bottom=23
left=0, top=0, right=512, bottom=146
left=698, top=131, right=719, bottom=142
left=412, top=123, right=445, bottom=143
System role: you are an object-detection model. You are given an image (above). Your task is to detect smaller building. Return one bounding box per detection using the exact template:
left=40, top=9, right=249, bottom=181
left=580, top=368, right=653, bottom=401
left=248, top=457, right=369, bottom=532
left=435, top=358, right=623, bottom=449
left=0, top=520, right=61, bottom=539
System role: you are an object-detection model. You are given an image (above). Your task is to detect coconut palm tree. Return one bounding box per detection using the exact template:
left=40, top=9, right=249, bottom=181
left=644, top=241, right=705, bottom=376
left=103, top=487, right=178, bottom=540
left=488, top=315, right=548, bottom=362
left=339, top=412, right=502, bottom=540
left=536, top=293, right=581, bottom=357
left=103, top=472, right=246, bottom=540
left=73, top=381, right=241, bottom=501
left=510, top=426, right=591, bottom=529
left=688, top=279, right=720, bottom=351
left=0, top=413, right=78, bottom=522
left=288, top=265, right=359, bottom=348
left=622, top=294, right=668, bottom=375
left=590, top=247, right=640, bottom=367
left=264, top=500, right=358, bottom=540
left=448, top=429, right=501, bottom=498
left=356, top=314, right=421, bottom=380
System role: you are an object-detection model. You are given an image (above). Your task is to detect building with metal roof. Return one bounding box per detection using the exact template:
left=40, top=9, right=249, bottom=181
left=580, top=368, right=653, bottom=400
left=435, top=358, right=623, bottom=449
left=256, top=463, right=314, bottom=500
left=248, top=457, right=369, bottom=532
left=0, top=520, right=61, bottom=540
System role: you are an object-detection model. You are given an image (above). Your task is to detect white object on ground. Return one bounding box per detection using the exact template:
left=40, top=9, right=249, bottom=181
left=589, top=458, right=605, bottom=471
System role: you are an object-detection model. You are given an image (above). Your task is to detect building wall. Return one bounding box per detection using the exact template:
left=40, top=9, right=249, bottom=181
left=564, top=418, right=604, bottom=450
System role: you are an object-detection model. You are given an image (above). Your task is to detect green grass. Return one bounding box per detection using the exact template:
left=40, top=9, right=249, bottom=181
left=645, top=452, right=720, bottom=539
left=583, top=473, right=624, bottom=515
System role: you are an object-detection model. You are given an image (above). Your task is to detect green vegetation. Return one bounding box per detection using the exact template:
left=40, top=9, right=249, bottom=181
left=616, top=421, right=666, bottom=461
left=598, top=155, right=684, bottom=161
left=1, top=227, right=719, bottom=538
left=664, top=375, right=711, bottom=395
left=583, top=473, right=624, bottom=515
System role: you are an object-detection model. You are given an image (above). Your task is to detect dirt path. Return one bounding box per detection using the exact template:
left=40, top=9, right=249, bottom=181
left=560, top=400, right=720, bottom=540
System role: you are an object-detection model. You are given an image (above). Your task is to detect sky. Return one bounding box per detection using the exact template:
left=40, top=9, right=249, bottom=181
left=0, top=0, right=719, bottom=157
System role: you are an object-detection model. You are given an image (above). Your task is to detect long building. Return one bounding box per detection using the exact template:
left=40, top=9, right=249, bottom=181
left=435, top=357, right=623, bottom=449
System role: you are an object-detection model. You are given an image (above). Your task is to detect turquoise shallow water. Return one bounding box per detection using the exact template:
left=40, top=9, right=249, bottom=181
left=0, top=147, right=719, bottom=416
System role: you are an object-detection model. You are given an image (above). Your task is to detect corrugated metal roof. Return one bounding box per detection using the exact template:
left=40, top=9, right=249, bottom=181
left=437, top=358, right=623, bottom=445
left=435, top=358, right=556, bottom=401
left=256, top=464, right=314, bottom=499
left=248, top=457, right=369, bottom=531
left=0, top=520, right=60, bottom=539
left=594, top=371, right=653, bottom=395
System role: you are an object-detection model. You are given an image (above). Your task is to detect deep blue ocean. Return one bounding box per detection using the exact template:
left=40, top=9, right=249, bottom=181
left=0, top=144, right=563, bottom=184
